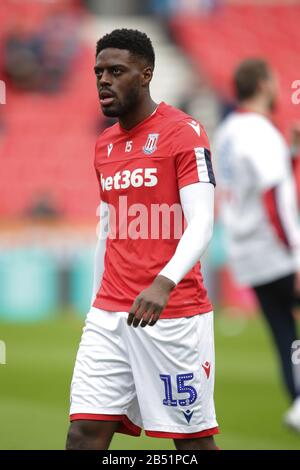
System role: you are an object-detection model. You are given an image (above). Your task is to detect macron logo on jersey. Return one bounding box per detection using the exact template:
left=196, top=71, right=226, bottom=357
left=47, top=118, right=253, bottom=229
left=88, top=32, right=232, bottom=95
left=187, top=120, right=201, bottom=137
left=107, top=143, right=113, bottom=157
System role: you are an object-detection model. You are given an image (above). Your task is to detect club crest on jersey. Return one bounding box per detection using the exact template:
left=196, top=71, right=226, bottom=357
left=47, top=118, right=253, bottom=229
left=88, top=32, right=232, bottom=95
left=143, top=133, right=159, bottom=155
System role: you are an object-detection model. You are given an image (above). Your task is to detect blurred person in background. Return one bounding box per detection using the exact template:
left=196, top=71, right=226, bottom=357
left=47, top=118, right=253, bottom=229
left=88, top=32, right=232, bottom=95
left=214, top=58, right=300, bottom=433
left=25, top=191, right=61, bottom=220
left=149, top=0, right=220, bottom=15
left=3, top=1, right=80, bottom=92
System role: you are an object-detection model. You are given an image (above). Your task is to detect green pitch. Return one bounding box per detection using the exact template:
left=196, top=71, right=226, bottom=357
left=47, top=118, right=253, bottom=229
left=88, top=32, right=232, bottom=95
left=0, top=312, right=299, bottom=450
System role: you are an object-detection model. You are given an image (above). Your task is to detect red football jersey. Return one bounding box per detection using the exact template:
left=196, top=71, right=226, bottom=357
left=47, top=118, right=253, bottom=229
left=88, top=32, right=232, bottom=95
left=93, top=102, right=215, bottom=319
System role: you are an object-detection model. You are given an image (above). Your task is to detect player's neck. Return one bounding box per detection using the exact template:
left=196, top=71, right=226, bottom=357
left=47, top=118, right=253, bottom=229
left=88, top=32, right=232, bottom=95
left=119, top=96, right=158, bottom=131
left=238, top=98, right=271, bottom=118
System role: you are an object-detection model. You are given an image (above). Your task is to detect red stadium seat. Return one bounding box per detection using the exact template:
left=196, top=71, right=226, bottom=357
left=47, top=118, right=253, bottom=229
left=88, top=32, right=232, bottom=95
left=0, top=41, right=102, bottom=219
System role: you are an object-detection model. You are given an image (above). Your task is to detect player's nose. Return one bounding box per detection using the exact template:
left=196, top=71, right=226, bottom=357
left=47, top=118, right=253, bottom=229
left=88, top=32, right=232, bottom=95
left=99, top=70, right=112, bottom=87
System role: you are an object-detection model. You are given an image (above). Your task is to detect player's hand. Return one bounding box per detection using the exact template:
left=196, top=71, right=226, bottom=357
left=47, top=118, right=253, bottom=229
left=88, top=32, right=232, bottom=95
left=127, top=275, right=176, bottom=328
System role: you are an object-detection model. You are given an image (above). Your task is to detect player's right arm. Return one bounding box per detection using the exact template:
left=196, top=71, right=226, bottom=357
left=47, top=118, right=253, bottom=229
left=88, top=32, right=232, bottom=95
left=90, top=200, right=109, bottom=306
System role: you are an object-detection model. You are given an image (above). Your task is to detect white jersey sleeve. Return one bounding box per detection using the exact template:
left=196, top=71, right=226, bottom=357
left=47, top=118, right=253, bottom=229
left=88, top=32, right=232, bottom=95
left=246, top=119, right=289, bottom=191
left=91, top=201, right=109, bottom=306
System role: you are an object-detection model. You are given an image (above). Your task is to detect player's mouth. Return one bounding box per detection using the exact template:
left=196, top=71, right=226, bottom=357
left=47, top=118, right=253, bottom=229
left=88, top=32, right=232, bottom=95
left=99, top=90, right=115, bottom=106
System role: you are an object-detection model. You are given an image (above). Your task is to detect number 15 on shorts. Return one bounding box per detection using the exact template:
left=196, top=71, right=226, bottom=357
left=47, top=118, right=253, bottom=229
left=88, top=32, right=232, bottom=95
left=160, top=373, right=197, bottom=407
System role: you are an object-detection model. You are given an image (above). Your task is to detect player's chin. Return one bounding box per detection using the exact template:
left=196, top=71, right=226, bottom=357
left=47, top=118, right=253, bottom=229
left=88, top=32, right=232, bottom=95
left=100, top=103, right=121, bottom=118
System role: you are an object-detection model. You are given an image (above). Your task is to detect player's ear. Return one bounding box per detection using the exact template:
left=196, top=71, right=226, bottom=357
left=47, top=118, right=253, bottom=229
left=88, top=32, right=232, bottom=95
left=141, top=66, right=153, bottom=87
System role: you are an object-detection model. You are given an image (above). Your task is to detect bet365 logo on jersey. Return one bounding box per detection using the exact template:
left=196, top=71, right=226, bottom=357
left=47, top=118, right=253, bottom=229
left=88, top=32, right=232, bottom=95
left=100, top=168, right=158, bottom=192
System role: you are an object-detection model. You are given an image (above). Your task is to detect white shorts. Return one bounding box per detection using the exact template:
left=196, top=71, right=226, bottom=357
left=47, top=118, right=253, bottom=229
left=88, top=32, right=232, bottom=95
left=69, top=307, right=218, bottom=439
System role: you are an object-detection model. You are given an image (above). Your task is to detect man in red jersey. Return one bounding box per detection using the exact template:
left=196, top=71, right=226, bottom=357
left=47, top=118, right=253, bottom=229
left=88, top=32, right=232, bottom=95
left=66, top=29, right=218, bottom=450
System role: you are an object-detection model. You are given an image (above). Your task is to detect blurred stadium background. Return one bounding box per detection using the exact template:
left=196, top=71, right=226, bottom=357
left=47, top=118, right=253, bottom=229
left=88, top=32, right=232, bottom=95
left=0, top=0, right=300, bottom=450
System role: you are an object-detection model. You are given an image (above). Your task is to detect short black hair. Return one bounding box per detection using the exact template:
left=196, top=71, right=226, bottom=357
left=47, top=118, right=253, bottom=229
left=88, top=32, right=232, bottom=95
left=96, top=28, right=155, bottom=69
left=234, top=58, right=271, bottom=101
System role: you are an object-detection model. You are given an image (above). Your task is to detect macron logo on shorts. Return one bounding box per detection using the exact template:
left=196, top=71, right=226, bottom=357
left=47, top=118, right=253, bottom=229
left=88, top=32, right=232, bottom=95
left=182, top=409, right=194, bottom=423
left=202, top=361, right=211, bottom=378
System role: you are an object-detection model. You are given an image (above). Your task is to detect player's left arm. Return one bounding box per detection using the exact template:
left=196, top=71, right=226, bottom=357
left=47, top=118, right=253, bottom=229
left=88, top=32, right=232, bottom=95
left=127, top=121, right=215, bottom=328
left=127, top=183, right=214, bottom=328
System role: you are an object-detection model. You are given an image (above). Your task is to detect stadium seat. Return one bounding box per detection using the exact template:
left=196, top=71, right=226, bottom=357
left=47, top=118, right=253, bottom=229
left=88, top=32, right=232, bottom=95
left=170, top=4, right=300, bottom=136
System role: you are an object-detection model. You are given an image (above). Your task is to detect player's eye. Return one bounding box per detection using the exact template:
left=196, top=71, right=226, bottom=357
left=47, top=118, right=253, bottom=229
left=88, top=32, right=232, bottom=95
left=94, top=68, right=102, bottom=79
left=112, top=68, right=122, bottom=76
